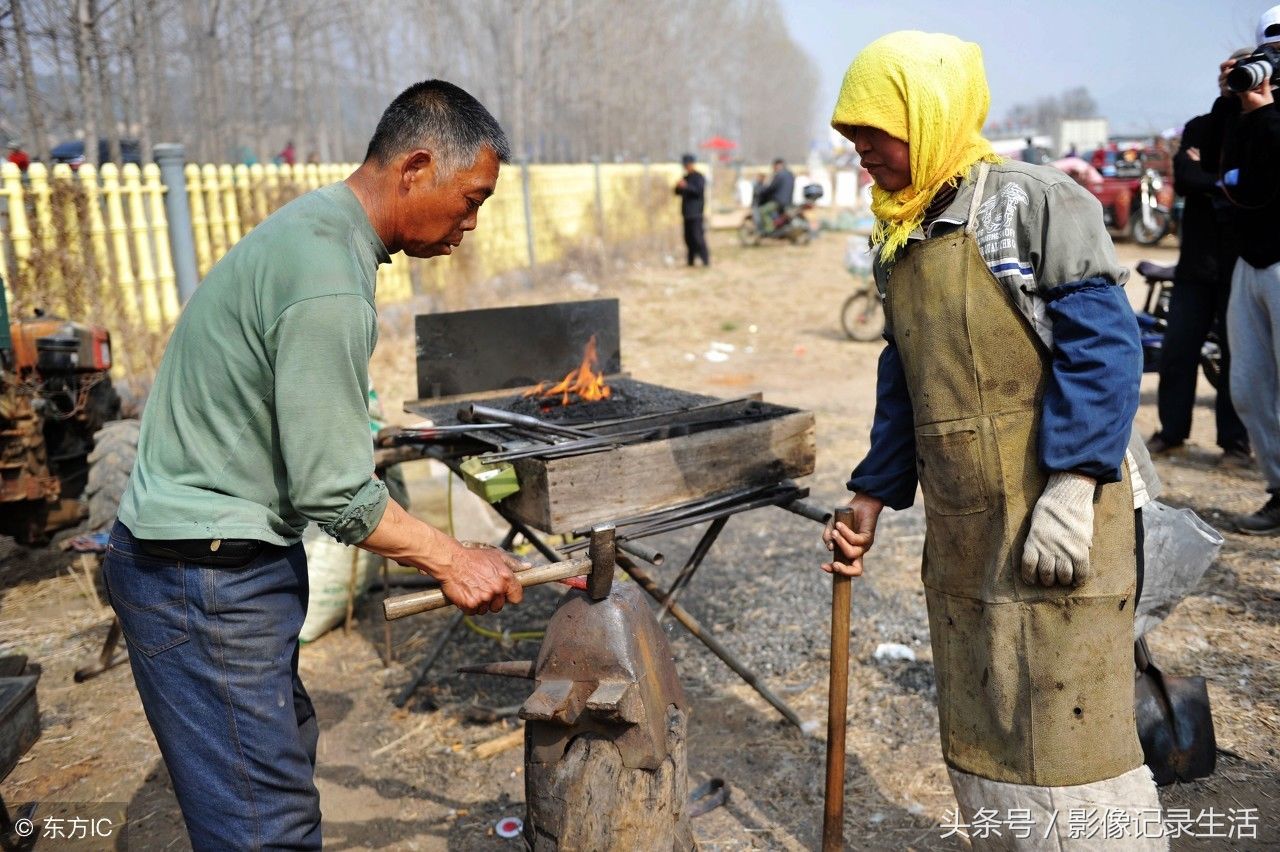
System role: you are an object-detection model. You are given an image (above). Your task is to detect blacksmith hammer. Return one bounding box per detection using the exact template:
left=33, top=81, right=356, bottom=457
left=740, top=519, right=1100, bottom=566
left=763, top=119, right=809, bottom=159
left=382, top=525, right=617, bottom=620
left=822, top=506, right=856, bottom=851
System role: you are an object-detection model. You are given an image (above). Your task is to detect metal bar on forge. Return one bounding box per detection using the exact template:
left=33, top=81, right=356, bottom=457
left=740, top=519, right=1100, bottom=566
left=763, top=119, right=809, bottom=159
left=656, top=516, right=729, bottom=626
left=559, top=484, right=779, bottom=552
left=583, top=394, right=761, bottom=430
left=620, top=486, right=806, bottom=541
left=466, top=403, right=596, bottom=440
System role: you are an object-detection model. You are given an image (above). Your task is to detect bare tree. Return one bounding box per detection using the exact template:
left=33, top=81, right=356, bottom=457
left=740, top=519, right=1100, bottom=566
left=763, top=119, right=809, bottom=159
left=9, top=0, right=49, bottom=161
left=0, top=0, right=818, bottom=166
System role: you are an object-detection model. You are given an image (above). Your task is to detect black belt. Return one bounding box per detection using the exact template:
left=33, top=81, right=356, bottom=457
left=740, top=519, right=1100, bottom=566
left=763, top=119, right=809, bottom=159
left=136, top=537, right=266, bottom=568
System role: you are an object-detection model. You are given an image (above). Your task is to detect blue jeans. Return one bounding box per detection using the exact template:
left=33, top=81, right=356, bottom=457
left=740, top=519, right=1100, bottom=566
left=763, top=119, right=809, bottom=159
left=103, top=521, right=321, bottom=851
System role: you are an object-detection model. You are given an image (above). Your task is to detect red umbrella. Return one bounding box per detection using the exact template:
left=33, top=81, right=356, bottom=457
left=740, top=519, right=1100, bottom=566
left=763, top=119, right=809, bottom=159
left=699, top=136, right=738, bottom=151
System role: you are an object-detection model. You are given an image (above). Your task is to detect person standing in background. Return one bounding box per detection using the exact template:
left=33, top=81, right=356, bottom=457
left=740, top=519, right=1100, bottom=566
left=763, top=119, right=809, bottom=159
left=1212, top=8, right=1280, bottom=534
left=675, top=153, right=710, bottom=267
left=6, top=140, right=30, bottom=172
left=1147, top=50, right=1254, bottom=466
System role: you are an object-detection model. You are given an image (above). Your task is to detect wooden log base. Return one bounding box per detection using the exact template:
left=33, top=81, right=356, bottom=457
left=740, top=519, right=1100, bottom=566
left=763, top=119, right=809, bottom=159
left=524, top=706, right=693, bottom=851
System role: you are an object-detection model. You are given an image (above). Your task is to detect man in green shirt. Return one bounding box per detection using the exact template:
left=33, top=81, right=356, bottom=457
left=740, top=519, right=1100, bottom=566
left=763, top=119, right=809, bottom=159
left=102, top=80, right=524, bottom=850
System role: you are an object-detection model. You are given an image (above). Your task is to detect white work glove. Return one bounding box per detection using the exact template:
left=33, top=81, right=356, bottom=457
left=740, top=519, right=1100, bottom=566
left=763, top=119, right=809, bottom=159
left=1020, top=472, right=1097, bottom=588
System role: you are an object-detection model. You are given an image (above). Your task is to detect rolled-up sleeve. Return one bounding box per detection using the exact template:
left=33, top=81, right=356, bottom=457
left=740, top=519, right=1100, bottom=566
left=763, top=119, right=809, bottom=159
left=269, top=294, right=388, bottom=543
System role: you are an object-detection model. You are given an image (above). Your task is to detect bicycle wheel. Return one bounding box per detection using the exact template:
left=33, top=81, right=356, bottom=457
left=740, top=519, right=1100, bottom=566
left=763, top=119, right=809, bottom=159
left=841, top=292, right=885, bottom=341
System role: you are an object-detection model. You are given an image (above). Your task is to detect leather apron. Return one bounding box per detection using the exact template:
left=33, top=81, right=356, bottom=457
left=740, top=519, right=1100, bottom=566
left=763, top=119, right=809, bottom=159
left=884, top=163, right=1144, bottom=786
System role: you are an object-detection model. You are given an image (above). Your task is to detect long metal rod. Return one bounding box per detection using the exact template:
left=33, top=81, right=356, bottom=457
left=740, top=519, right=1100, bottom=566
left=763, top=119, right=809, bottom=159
left=559, top=484, right=787, bottom=553
left=490, top=503, right=564, bottom=563
left=581, top=395, right=761, bottom=430
left=467, top=403, right=596, bottom=439
left=618, top=554, right=804, bottom=729
left=620, top=487, right=805, bottom=541
left=783, top=498, right=832, bottom=524
left=570, top=483, right=773, bottom=538
left=477, top=411, right=777, bottom=464
left=656, top=517, right=728, bottom=626
left=394, top=610, right=466, bottom=708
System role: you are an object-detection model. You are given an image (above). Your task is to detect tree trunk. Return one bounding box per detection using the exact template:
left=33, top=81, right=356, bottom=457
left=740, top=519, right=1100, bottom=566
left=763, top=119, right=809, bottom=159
left=524, top=707, right=693, bottom=851
left=47, top=30, right=78, bottom=136
left=128, top=0, right=154, bottom=163
left=10, top=0, right=51, bottom=162
left=74, top=0, right=100, bottom=166
left=87, top=0, right=121, bottom=164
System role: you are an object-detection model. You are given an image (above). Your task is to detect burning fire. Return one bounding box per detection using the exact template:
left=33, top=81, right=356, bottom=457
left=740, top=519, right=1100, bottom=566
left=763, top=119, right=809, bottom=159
left=524, top=334, right=612, bottom=406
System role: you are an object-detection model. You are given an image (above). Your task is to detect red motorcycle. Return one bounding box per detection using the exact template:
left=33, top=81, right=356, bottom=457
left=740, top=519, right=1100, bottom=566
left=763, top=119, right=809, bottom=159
left=1053, top=150, right=1174, bottom=245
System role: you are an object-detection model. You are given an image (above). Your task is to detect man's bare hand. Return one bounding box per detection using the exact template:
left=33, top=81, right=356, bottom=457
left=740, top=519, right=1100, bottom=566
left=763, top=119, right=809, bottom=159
left=433, top=541, right=527, bottom=615
left=1184, top=146, right=1201, bottom=163
left=1219, top=57, right=1240, bottom=96
left=821, top=493, right=884, bottom=577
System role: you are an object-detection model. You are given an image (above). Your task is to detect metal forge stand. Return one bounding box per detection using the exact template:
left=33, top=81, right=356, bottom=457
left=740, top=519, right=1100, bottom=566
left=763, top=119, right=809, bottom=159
left=392, top=298, right=830, bottom=728
left=395, top=459, right=830, bottom=729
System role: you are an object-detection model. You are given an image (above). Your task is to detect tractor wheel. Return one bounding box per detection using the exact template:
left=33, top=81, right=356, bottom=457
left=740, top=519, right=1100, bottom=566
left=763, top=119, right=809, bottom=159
left=85, top=419, right=140, bottom=530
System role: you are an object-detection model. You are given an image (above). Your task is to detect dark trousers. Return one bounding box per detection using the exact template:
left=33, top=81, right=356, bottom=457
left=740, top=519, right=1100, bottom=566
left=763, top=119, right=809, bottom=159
left=1156, top=277, right=1249, bottom=451
left=683, top=217, right=709, bottom=266
left=103, top=521, right=321, bottom=851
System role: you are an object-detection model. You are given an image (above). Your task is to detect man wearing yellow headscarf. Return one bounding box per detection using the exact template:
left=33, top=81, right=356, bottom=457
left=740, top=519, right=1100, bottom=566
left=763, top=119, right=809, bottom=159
left=820, top=32, right=1165, bottom=848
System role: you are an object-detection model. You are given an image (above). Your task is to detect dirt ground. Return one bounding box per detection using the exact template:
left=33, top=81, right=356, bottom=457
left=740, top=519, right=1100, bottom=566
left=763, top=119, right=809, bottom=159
left=2, top=226, right=1277, bottom=850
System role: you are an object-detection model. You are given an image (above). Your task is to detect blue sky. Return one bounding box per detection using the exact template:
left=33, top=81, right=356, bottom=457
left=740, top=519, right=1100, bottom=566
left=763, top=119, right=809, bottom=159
left=782, top=0, right=1267, bottom=136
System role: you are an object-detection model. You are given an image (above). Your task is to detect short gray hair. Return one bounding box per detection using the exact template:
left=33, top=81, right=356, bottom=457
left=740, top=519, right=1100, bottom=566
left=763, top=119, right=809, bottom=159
left=364, top=80, right=510, bottom=176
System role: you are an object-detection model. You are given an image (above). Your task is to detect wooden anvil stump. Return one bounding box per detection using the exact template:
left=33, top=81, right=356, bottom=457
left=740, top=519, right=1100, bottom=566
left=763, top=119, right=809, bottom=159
left=521, top=583, right=692, bottom=851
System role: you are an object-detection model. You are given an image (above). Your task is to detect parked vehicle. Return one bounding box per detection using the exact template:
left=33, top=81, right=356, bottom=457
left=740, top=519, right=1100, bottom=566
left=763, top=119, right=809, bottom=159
left=840, top=236, right=885, bottom=341
left=1129, top=170, right=1174, bottom=245
left=0, top=271, right=136, bottom=544
left=739, top=183, right=823, bottom=246
left=1132, top=259, right=1220, bottom=388
left=50, top=138, right=143, bottom=170
left=1052, top=156, right=1174, bottom=245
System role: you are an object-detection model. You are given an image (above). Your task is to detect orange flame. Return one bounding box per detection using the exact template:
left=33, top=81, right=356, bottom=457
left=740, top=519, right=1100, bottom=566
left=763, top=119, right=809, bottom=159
left=523, top=334, right=613, bottom=406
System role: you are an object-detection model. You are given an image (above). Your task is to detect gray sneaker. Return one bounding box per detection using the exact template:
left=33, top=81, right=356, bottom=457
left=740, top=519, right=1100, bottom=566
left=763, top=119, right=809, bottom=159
left=1235, top=493, right=1280, bottom=536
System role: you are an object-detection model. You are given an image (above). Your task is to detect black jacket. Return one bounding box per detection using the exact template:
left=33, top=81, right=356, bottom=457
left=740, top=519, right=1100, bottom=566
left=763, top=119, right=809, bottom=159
left=1173, top=113, right=1236, bottom=286
left=1209, top=96, right=1280, bottom=269
left=760, top=168, right=795, bottom=209
left=674, top=171, right=706, bottom=219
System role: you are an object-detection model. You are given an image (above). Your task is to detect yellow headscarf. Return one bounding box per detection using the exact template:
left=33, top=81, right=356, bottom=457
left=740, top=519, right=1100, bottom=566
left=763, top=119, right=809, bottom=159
left=831, top=31, right=1001, bottom=259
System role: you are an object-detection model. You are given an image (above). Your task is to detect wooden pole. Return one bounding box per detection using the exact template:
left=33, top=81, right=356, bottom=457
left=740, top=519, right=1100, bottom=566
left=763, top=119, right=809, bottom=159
left=381, top=557, right=392, bottom=666
left=822, top=506, right=855, bottom=851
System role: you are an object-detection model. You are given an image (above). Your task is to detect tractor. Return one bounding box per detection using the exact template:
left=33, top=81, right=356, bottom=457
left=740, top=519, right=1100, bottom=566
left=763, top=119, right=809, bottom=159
left=0, top=271, right=138, bottom=545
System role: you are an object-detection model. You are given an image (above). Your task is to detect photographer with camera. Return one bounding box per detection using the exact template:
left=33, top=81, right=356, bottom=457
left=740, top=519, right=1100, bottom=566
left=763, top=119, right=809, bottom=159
left=1147, top=48, right=1254, bottom=465
left=1210, top=5, right=1280, bottom=534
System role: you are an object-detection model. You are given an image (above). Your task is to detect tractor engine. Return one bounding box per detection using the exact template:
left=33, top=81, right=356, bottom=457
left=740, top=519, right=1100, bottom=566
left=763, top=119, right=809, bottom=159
left=1, top=277, right=119, bottom=543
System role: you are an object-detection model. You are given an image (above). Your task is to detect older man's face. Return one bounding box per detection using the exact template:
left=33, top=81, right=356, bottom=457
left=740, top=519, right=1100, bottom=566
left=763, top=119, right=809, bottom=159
left=397, top=146, right=500, bottom=258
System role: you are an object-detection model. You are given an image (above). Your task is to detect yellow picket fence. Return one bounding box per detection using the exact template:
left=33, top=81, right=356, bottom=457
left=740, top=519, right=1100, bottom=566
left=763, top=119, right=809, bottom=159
left=0, top=158, right=683, bottom=375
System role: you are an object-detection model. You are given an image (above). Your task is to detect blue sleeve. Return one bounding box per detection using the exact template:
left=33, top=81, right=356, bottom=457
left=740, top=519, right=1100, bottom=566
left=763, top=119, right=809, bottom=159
left=848, top=340, right=918, bottom=509
left=1040, top=278, right=1141, bottom=483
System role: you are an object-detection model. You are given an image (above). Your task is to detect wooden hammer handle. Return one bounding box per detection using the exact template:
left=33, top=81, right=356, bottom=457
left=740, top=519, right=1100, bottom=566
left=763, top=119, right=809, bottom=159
left=822, top=506, right=856, bottom=851
left=382, top=557, right=592, bottom=620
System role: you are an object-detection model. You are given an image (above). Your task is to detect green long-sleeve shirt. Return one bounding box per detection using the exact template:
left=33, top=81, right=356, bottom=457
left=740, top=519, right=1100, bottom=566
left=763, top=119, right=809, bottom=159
left=118, top=182, right=392, bottom=546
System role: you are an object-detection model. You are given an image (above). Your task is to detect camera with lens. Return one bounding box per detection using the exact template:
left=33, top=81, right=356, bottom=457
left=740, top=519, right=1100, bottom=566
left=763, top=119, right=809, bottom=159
left=1226, top=44, right=1280, bottom=93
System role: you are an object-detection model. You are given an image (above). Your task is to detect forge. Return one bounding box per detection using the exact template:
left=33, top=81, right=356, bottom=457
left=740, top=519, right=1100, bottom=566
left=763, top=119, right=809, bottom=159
left=407, top=298, right=816, bottom=535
